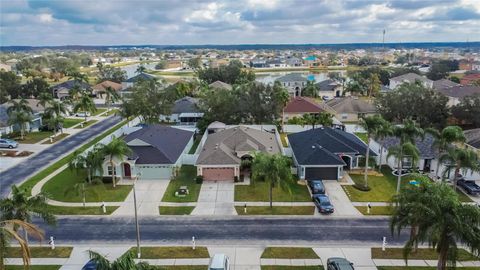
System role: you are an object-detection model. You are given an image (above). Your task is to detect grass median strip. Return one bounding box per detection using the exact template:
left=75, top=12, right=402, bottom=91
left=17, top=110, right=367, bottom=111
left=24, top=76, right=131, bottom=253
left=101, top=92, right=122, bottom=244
left=261, top=247, right=319, bottom=259
left=159, top=206, right=195, bottom=215
left=63, top=118, right=83, bottom=128
left=127, top=246, right=209, bottom=259
left=74, top=120, right=98, bottom=129
left=41, top=133, right=70, bottom=144
left=235, top=180, right=311, bottom=202
left=235, top=206, right=314, bottom=215
left=5, top=246, right=73, bottom=258
left=47, top=205, right=118, bottom=215
left=262, top=266, right=324, bottom=270
left=6, top=131, right=52, bottom=144
left=355, top=206, right=393, bottom=215
left=371, top=247, right=479, bottom=260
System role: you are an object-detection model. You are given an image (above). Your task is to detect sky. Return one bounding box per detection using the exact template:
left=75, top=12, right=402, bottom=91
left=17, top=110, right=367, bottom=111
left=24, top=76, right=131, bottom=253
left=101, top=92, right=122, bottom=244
left=1, top=0, right=480, bottom=46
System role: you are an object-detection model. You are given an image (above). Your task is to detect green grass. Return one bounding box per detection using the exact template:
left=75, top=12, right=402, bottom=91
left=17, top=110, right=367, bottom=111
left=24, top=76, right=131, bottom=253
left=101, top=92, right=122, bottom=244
left=235, top=180, right=311, bottom=202
left=5, top=247, right=72, bottom=258
left=41, top=133, right=69, bottom=144
left=6, top=131, right=52, bottom=144
left=235, top=206, right=314, bottom=215
left=261, top=266, right=324, bottom=270
left=63, top=118, right=83, bottom=128
left=159, top=206, right=195, bottom=215
left=73, top=120, right=98, bottom=129
left=127, top=246, right=209, bottom=259
left=261, top=247, right=319, bottom=259
left=103, top=109, right=119, bottom=117
left=42, top=169, right=132, bottom=202
left=188, top=137, right=201, bottom=154
left=161, top=166, right=202, bottom=202
left=19, top=119, right=128, bottom=197
left=91, top=108, right=107, bottom=116
left=354, top=132, right=368, bottom=143
left=371, top=247, right=479, bottom=260
left=6, top=266, right=61, bottom=270
left=355, top=206, right=393, bottom=215
left=280, top=133, right=289, bottom=147
left=46, top=205, right=118, bottom=215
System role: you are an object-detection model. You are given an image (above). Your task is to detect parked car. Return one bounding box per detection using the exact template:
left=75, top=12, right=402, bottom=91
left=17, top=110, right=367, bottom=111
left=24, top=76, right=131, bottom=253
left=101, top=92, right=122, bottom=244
left=0, top=138, right=18, bottom=149
left=313, top=194, right=334, bottom=214
left=75, top=111, right=91, bottom=117
left=308, top=180, right=325, bottom=194
left=81, top=259, right=97, bottom=270
left=457, top=179, right=480, bottom=196
left=327, top=257, right=354, bottom=270
left=209, top=254, right=230, bottom=270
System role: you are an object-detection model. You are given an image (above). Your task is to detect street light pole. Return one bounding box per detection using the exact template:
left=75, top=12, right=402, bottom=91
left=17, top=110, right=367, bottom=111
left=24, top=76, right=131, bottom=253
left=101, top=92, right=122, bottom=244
left=134, top=172, right=141, bottom=259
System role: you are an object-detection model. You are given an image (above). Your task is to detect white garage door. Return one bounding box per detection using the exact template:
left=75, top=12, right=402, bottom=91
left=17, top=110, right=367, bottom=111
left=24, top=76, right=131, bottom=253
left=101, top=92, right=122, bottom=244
left=138, top=165, right=172, bottom=180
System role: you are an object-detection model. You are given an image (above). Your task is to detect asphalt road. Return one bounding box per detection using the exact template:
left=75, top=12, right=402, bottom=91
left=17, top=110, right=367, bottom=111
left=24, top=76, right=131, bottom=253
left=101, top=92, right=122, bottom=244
left=0, top=116, right=122, bottom=198
left=40, top=216, right=408, bottom=246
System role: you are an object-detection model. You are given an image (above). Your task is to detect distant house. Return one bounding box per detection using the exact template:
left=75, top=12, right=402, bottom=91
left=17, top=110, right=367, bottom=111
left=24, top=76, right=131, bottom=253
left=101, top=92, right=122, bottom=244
left=209, top=81, right=233, bottom=91
left=92, top=80, right=123, bottom=97
left=389, top=73, right=433, bottom=89
left=275, top=73, right=308, bottom=97
left=266, top=59, right=287, bottom=68
left=473, top=62, right=480, bottom=71
left=196, top=125, right=281, bottom=181
left=285, top=57, right=303, bottom=67
left=465, top=128, right=480, bottom=152
left=326, top=97, right=376, bottom=123
left=434, top=85, right=480, bottom=106
left=303, top=56, right=320, bottom=67
left=315, top=79, right=343, bottom=100
left=0, top=99, right=45, bottom=135
left=51, top=80, right=91, bottom=99
left=122, top=73, right=156, bottom=89
left=249, top=58, right=267, bottom=68
left=160, top=96, right=204, bottom=125
left=460, top=73, right=480, bottom=85
left=0, top=63, right=12, bottom=72
left=282, top=97, right=331, bottom=123
left=288, top=127, right=375, bottom=180
left=102, top=125, right=194, bottom=180
left=432, top=79, right=460, bottom=91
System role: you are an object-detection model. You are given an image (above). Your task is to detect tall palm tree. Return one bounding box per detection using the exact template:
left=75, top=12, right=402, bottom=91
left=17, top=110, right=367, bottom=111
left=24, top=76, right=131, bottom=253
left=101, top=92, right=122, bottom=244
left=301, top=112, right=333, bottom=130
left=359, top=115, right=385, bottom=188
left=69, top=147, right=105, bottom=184
left=104, top=86, right=120, bottom=112
left=251, top=153, right=293, bottom=208
left=375, top=120, right=393, bottom=171
left=7, top=99, right=32, bottom=115
left=74, top=93, right=97, bottom=121
left=69, top=71, right=89, bottom=84
left=87, top=250, right=152, bottom=270
left=439, top=147, right=479, bottom=191
left=8, top=110, right=33, bottom=140
left=427, top=126, right=466, bottom=180
left=101, top=137, right=132, bottom=188
left=0, top=219, right=44, bottom=269
left=135, top=65, right=147, bottom=74
left=302, top=81, right=318, bottom=97
left=36, top=92, right=53, bottom=109
left=388, top=142, right=420, bottom=193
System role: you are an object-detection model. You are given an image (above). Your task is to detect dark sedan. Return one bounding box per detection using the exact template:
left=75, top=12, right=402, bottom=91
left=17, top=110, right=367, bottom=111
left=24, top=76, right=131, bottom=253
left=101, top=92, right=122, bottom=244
left=308, top=180, right=325, bottom=194
left=327, top=257, right=354, bottom=270
left=313, top=194, right=334, bottom=214
left=457, top=179, right=480, bottom=195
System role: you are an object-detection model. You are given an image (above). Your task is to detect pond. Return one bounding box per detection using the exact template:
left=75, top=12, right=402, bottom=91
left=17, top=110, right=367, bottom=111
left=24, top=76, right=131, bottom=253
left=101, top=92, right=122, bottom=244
left=121, top=62, right=158, bottom=78
left=255, top=70, right=347, bottom=84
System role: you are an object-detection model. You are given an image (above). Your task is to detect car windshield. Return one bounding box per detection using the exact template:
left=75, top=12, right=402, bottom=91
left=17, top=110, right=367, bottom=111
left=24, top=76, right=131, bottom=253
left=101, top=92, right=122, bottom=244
left=314, top=183, right=323, bottom=188
left=318, top=197, right=330, bottom=206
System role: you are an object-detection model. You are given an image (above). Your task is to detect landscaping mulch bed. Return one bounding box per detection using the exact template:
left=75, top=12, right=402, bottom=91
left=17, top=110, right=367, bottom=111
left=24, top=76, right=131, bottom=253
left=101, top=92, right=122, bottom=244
left=0, top=150, right=33, bottom=157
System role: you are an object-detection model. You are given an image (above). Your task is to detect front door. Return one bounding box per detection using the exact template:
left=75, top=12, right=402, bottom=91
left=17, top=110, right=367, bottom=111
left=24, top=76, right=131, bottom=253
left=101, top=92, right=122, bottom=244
left=123, top=163, right=131, bottom=177
left=423, top=159, right=431, bottom=172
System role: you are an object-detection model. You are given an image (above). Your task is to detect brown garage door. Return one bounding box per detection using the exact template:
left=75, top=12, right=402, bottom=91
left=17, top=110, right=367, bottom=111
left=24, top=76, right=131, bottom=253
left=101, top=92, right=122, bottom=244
left=202, top=167, right=235, bottom=181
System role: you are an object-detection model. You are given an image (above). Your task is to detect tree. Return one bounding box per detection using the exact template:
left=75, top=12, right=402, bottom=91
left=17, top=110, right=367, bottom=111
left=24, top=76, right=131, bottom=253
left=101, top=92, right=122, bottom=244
left=37, top=92, right=53, bottom=109
left=302, top=81, right=318, bottom=97
left=86, top=250, right=153, bottom=270
left=449, top=76, right=460, bottom=83
left=391, top=180, right=480, bottom=270
left=0, top=219, right=44, bottom=269
left=135, top=64, right=147, bottom=74
left=104, top=86, right=120, bottom=111
left=301, top=112, right=333, bottom=130
left=439, top=147, right=479, bottom=191
left=359, top=115, right=386, bottom=188
left=251, top=153, right=293, bottom=208
left=69, top=147, right=104, bottom=184
left=427, top=126, right=466, bottom=180
left=97, top=65, right=127, bottom=83
left=7, top=98, right=33, bottom=140
left=366, top=73, right=381, bottom=97
left=22, top=77, right=50, bottom=98
left=426, top=60, right=459, bottom=80
left=376, top=82, right=449, bottom=129
left=375, top=120, right=393, bottom=171
left=43, top=100, right=67, bottom=135
left=74, top=93, right=97, bottom=121
left=101, top=137, right=132, bottom=188
left=68, top=71, right=89, bottom=84
left=197, top=60, right=255, bottom=84
left=188, top=57, right=202, bottom=70
left=0, top=71, right=21, bottom=102
left=451, top=94, right=480, bottom=128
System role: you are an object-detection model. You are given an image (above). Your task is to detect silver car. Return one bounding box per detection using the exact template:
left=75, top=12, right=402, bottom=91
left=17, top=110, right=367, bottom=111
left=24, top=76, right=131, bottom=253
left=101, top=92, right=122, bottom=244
left=0, top=139, right=19, bottom=149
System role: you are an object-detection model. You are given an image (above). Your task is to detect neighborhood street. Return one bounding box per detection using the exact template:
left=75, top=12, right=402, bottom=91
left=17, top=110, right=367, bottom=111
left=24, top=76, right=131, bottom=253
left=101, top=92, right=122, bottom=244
left=0, top=116, right=122, bottom=198
left=41, top=216, right=408, bottom=245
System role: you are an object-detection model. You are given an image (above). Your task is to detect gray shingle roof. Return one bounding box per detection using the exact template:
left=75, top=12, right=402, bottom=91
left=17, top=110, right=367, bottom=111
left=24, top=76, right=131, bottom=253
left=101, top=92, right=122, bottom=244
left=434, top=85, right=480, bottom=99
left=125, top=73, right=156, bottom=83
left=465, top=128, right=480, bottom=149
left=390, top=73, right=432, bottom=84
left=326, top=97, right=376, bottom=114
left=51, top=80, right=91, bottom=90
left=377, top=134, right=438, bottom=159
left=315, top=79, right=339, bottom=91
left=209, top=81, right=232, bottom=90
left=172, top=97, right=200, bottom=114
left=124, top=125, right=193, bottom=164
left=433, top=79, right=460, bottom=90
left=275, top=73, right=308, bottom=82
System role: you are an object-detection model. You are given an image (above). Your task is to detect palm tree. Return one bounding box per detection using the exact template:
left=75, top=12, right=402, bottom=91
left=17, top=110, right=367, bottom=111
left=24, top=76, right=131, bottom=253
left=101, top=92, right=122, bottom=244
left=101, top=137, right=132, bottom=188
left=375, top=120, right=393, bottom=171
left=37, top=92, right=53, bottom=109
left=427, top=126, right=466, bottom=180
left=301, top=112, right=333, bottom=130
left=135, top=65, right=147, bottom=74
left=302, top=81, right=318, bottom=97
left=69, top=71, right=89, bottom=84
left=74, top=93, right=97, bottom=121
left=8, top=110, right=33, bottom=140
left=388, top=142, right=420, bottom=193
left=359, top=115, right=385, bottom=188
left=69, top=148, right=105, bottom=184
left=251, top=153, right=293, bottom=208
left=104, top=86, right=120, bottom=111
left=86, top=250, right=152, bottom=270
left=7, top=99, right=32, bottom=115
left=0, top=219, right=44, bottom=269
left=439, top=147, right=479, bottom=191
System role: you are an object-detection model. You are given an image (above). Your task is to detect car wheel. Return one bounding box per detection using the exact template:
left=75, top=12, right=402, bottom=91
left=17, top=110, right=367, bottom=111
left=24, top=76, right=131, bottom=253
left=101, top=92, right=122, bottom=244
left=8, top=145, right=13, bottom=149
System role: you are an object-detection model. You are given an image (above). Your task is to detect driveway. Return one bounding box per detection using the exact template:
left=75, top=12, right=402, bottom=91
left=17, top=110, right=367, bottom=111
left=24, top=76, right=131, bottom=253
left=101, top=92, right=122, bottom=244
left=191, top=181, right=236, bottom=215
left=322, top=181, right=362, bottom=217
left=208, top=247, right=263, bottom=270
left=112, top=180, right=170, bottom=216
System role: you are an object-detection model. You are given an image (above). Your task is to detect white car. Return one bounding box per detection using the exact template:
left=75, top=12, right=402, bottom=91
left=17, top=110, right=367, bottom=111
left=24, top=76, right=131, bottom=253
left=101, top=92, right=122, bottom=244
left=74, top=111, right=91, bottom=117
left=209, top=254, right=230, bottom=270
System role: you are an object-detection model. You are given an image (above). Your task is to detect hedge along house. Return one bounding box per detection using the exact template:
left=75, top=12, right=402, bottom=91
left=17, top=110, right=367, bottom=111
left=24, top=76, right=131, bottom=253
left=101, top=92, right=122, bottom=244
left=102, top=125, right=194, bottom=180
left=196, top=125, right=282, bottom=181
left=288, top=127, right=376, bottom=180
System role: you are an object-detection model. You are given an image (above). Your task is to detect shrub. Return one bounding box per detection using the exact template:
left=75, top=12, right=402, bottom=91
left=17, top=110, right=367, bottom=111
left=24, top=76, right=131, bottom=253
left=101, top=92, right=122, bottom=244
left=353, top=184, right=371, bottom=192
left=195, top=175, right=203, bottom=184
left=234, top=176, right=239, bottom=182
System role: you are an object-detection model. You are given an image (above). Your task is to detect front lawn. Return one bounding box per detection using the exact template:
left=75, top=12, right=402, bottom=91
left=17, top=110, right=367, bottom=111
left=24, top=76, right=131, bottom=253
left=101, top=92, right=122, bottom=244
left=6, top=131, right=52, bottom=144
left=63, top=118, right=83, bottom=128
left=41, top=133, right=69, bottom=144
left=235, top=206, right=314, bottom=215
left=103, top=109, right=119, bottom=117
left=47, top=205, right=118, bottom=215
left=159, top=206, right=195, bottom=215
left=5, top=246, right=72, bottom=258
left=161, top=166, right=201, bottom=202
left=262, top=267, right=324, bottom=270
left=372, top=247, right=479, bottom=261
left=235, top=180, right=311, bottom=202
left=73, top=120, right=98, bottom=129
left=127, top=246, right=209, bottom=259
left=355, top=206, right=393, bottom=215
left=261, top=247, right=319, bottom=259
left=42, top=168, right=132, bottom=202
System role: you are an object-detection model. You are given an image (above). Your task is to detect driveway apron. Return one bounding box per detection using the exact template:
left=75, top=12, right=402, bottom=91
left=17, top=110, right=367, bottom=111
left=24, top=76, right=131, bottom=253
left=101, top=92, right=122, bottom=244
left=112, top=180, right=170, bottom=216
left=322, top=181, right=362, bottom=217
left=191, top=181, right=236, bottom=215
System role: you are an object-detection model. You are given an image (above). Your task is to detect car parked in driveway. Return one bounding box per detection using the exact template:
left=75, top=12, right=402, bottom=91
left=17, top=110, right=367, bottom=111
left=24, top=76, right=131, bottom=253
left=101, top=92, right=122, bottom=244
left=209, top=254, right=230, bottom=270
left=81, top=259, right=97, bottom=270
left=327, top=257, right=354, bottom=270
left=0, top=138, right=18, bottom=149
left=308, top=180, right=325, bottom=194
left=457, top=179, right=480, bottom=195
left=74, top=111, right=91, bottom=117
left=313, top=194, right=334, bottom=214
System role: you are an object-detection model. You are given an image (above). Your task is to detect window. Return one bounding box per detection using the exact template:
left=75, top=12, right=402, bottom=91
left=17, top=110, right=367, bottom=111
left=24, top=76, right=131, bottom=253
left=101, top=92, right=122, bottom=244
left=402, top=157, right=413, bottom=168
left=107, top=166, right=116, bottom=175
left=341, top=114, right=348, bottom=120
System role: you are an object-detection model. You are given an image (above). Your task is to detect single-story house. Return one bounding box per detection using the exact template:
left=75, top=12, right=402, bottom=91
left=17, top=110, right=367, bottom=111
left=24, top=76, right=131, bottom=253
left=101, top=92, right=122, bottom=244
left=103, top=125, right=194, bottom=180
left=326, top=97, right=376, bottom=123
left=196, top=125, right=281, bottom=181
left=282, top=96, right=332, bottom=123
left=288, top=127, right=376, bottom=180
left=160, top=96, right=204, bottom=125
left=92, top=80, right=123, bottom=97
left=315, top=79, right=343, bottom=100
left=389, top=73, right=433, bottom=89
left=51, top=80, right=91, bottom=99
left=0, top=99, right=45, bottom=135
left=465, top=128, right=480, bottom=151
left=433, top=79, right=460, bottom=91
left=275, top=73, right=308, bottom=97
left=209, top=81, right=233, bottom=91
left=433, top=85, right=480, bottom=107
left=460, top=73, right=480, bottom=85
